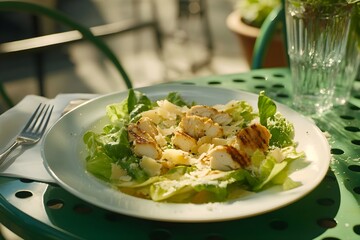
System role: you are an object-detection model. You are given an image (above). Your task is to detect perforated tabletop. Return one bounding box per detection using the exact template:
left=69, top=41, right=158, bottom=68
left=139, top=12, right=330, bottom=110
left=0, top=68, right=359, bottom=240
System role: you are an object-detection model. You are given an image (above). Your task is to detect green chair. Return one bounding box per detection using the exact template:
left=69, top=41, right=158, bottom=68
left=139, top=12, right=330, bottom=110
left=0, top=1, right=133, bottom=109
left=251, top=0, right=288, bottom=69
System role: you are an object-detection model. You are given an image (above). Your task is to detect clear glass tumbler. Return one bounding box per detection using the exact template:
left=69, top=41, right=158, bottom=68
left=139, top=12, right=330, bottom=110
left=333, top=5, right=360, bottom=105
left=285, top=0, right=354, bottom=116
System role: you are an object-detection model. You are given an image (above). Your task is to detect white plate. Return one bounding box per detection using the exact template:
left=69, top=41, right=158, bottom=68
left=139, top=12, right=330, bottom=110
left=42, top=85, right=331, bottom=222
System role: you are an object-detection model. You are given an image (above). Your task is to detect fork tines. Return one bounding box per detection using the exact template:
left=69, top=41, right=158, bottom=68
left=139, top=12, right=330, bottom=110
left=23, top=103, right=54, bottom=134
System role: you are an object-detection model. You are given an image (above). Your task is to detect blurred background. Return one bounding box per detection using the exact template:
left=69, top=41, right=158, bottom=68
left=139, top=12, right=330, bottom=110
left=0, top=0, right=252, bottom=113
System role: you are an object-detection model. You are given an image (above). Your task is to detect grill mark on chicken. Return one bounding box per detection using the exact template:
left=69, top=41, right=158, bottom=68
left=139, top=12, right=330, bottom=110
left=136, top=117, right=158, bottom=138
left=251, top=124, right=267, bottom=147
left=236, top=123, right=271, bottom=154
left=225, top=145, right=250, bottom=167
left=128, top=123, right=162, bottom=159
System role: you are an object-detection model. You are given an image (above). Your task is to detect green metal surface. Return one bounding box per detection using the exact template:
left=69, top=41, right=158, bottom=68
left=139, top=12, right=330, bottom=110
left=0, top=68, right=359, bottom=239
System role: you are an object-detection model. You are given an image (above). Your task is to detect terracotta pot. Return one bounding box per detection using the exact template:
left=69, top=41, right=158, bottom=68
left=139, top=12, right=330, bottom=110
left=226, top=11, right=287, bottom=68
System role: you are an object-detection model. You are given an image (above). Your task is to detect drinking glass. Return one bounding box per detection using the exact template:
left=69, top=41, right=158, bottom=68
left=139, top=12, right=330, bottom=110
left=333, top=5, right=360, bottom=105
left=285, top=0, right=354, bottom=116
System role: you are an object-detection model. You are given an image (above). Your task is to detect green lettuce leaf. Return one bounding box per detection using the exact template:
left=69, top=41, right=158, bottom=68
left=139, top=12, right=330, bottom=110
left=117, top=156, right=148, bottom=182
left=86, top=152, right=113, bottom=181
left=254, top=160, right=288, bottom=191
left=225, top=100, right=257, bottom=124
left=165, top=92, right=190, bottom=107
left=258, top=91, right=276, bottom=126
left=106, top=99, right=129, bottom=124
left=149, top=168, right=249, bottom=202
left=257, top=91, right=295, bottom=148
left=127, top=89, right=153, bottom=123
left=267, top=112, right=295, bottom=148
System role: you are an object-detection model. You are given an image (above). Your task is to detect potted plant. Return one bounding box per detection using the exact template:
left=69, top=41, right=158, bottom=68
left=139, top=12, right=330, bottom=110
left=226, top=0, right=287, bottom=68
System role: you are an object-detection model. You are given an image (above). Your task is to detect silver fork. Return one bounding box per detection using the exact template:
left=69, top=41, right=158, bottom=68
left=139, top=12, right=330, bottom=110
left=0, top=103, right=54, bottom=165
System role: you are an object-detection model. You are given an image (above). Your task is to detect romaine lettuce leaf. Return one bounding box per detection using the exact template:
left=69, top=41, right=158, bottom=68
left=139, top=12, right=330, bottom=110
left=258, top=91, right=276, bottom=126
left=254, top=160, right=288, bottom=191
left=165, top=92, right=190, bottom=107
left=106, top=99, right=129, bottom=124
left=148, top=168, right=249, bottom=202
left=252, top=146, right=305, bottom=191
left=128, top=89, right=153, bottom=123
left=86, top=152, right=113, bottom=181
left=267, top=112, right=295, bottom=148
left=117, top=156, right=148, bottom=182
left=257, top=91, right=295, bottom=148
left=225, top=100, right=257, bottom=124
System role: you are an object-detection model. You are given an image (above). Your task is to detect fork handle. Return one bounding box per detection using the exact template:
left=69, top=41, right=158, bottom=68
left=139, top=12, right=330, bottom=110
left=0, top=141, right=21, bottom=166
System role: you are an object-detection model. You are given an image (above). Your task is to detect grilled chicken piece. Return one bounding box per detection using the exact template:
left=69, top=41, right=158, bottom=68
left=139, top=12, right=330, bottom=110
left=236, top=123, right=271, bottom=156
left=128, top=123, right=162, bottom=160
left=207, top=145, right=250, bottom=171
left=187, top=105, right=232, bottom=125
left=180, top=115, right=223, bottom=139
left=211, top=112, right=233, bottom=126
left=136, top=117, right=158, bottom=138
left=172, top=131, right=197, bottom=153
left=187, top=105, right=217, bottom=118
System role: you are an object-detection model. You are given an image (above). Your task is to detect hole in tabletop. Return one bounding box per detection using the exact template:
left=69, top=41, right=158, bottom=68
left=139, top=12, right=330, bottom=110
left=272, top=84, right=284, bottom=88
left=354, top=94, right=360, bottom=100
left=344, top=126, right=360, bottom=132
left=46, top=199, right=64, bottom=210
left=322, top=237, right=340, bottom=240
left=252, top=75, right=266, bottom=80
left=354, top=224, right=360, bottom=235
left=149, top=229, right=172, bottom=240
left=73, top=203, right=93, bottom=214
left=340, top=115, right=355, bottom=120
left=207, top=81, right=221, bottom=85
left=255, top=85, right=266, bottom=89
left=317, top=218, right=337, bottom=228
left=273, top=73, right=285, bottom=78
left=348, top=165, right=360, bottom=172
left=317, top=198, right=335, bottom=206
left=19, top=179, right=34, bottom=183
left=276, top=93, right=289, bottom=98
left=233, top=78, right=246, bottom=83
left=269, top=220, right=288, bottom=230
left=15, top=191, right=33, bottom=199
left=349, top=104, right=360, bottom=111
left=331, top=148, right=344, bottom=155
left=353, top=186, right=360, bottom=195
left=351, top=139, right=360, bottom=146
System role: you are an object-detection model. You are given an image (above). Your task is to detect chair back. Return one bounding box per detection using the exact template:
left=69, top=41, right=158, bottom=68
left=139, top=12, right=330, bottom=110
left=251, top=0, right=288, bottom=69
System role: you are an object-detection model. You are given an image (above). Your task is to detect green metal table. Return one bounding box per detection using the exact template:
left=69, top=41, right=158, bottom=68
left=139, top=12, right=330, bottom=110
left=1, top=68, right=359, bottom=240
